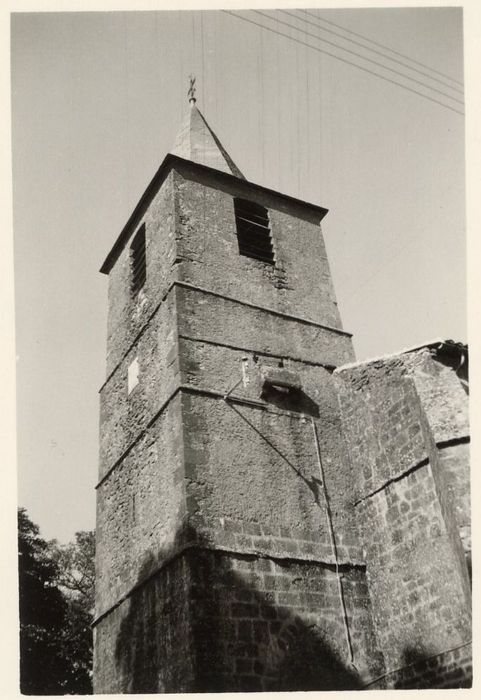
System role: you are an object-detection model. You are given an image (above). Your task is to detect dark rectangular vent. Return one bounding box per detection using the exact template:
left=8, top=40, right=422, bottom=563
left=131, top=224, right=146, bottom=294
left=234, top=198, right=274, bottom=264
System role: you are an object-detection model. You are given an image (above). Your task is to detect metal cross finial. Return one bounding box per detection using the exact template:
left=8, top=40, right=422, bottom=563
left=188, top=75, right=196, bottom=104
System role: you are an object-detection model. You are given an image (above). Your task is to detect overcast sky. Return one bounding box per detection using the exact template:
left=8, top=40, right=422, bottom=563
left=11, top=5, right=466, bottom=543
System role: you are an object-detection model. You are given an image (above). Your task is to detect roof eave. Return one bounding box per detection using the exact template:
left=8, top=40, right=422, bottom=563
left=100, top=154, right=329, bottom=275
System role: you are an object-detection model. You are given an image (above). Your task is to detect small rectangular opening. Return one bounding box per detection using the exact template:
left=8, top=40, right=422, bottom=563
left=234, top=198, right=274, bottom=264
left=128, top=357, right=139, bottom=394
left=131, top=224, right=146, bottom=294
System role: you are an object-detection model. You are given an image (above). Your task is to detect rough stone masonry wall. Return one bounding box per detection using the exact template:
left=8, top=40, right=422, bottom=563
left=172, top=279, right=385, bottom=687
left=96, top=169, right=187, bottom=691
left=98, top=290, right=179, bottom=481
left=105, top=170, right=179, bottom=374
left=176, top=331, right=357, bottom=539
left=93, top=171, right=187, bottom=629
left=93, top=552, right=194, bottom=694
left=377, top=643, right=472, bottom=689
left=175, top=283, right=354, bottom=368
left=96, top=158, right=355, bottom=615
left=404, top=349, right=469, bottom=444
left=403, top=349, right=471, bottom=567
left=439, top=442, right=471, bottom=566
left=337, top=359, right=472, bottom=688
left=95, top=395, right=185, bottom=617
left=173, top=360, right=384, bottom=688
left=162, top=163, right=381, bottom=688
left=93, top=544, right=383, bottom=694
left=96, top=154, right=472, bottom=692
left=188, top=548, right=383, bottom=691
left=95, top=160, right=376, bottom=692
left=172, top=162, right=344, bottom=330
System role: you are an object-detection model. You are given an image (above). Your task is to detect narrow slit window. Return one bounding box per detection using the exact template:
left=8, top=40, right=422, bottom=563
left=234, top=198, right=274, bottom=264
left=131, top=224, right=146, bottom=294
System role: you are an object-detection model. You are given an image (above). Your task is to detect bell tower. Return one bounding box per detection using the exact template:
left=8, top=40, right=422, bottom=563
left=92, top=93, right=393, bottom=693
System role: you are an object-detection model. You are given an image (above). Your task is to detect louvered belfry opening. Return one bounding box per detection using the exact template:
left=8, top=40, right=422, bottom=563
left=131, top=224, right=146, bottom=294
left=234, top=198, right=274, bottom=264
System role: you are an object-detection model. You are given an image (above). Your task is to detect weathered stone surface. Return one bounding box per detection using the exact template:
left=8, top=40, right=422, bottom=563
left=173, top=164, right=343, bottom=330
left=176, top=284, right=354, bottom=367
left=438, top=442, right=470, bottom=556
left=105, top=171, right=179, bottom=375
left=94, top=553, right=195, bottom=693
left=336, top=351, right=471, bottom=685
left=95, top=395, right=185, bottom=615
left=99, top=291, right=179, bottom=480
left=95, top=131, right=471, bottom=692
left=187, top=548, right=382, bottom=691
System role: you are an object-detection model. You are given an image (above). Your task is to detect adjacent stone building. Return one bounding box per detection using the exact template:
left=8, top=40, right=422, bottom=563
left=93, top=97, right=471, bottom=692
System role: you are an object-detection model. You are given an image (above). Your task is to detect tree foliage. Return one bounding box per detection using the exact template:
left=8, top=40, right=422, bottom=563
left=50, top=531, right=95, bottom=612
left=50, top=530, right=95, bottom=693
left=18, top=508, right=94, bottom=694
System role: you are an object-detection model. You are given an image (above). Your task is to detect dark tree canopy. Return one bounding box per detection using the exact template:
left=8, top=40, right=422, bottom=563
left=18, top=508, right=94, bottom=695
left=51, top=531, right=95, bottom=613
left=50, top=530, right=95, bottom=693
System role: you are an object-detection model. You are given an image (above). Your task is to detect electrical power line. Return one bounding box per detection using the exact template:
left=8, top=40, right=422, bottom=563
left=295, top=21, right=301, bottom=197
left=304, top=9, right=310, bottom=193
left=254, top=10, right=463, bottom=106
left=304, top=8, right=463, bottom=87
left=223, top=11, right=464, bottom=117
left=342, top=233, right=431, bottom=303
left=282, top=9, right=464, bottom=95
left=276, top=10, right=281, bottom=192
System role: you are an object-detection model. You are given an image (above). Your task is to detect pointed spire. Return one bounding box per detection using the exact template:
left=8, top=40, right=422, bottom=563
left=170, top=77, right=245, bottom=179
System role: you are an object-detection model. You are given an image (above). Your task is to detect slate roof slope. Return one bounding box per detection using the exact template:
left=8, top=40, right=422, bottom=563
left=171, top=102, right=245, bottom=179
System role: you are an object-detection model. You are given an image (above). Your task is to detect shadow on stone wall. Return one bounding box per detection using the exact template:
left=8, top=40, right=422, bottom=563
left=466, top=551, right=472, bottom=586
left=112, top=523, right=361, bottom=693
left=109, top=524, right=472, bottom=693
left=391, top=645, right=472, bottom=690
left=260, top=385, right=320, bottom=417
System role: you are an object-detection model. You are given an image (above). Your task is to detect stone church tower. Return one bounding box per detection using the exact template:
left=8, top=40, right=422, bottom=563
left=93, top=95, right=471, bottom=692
